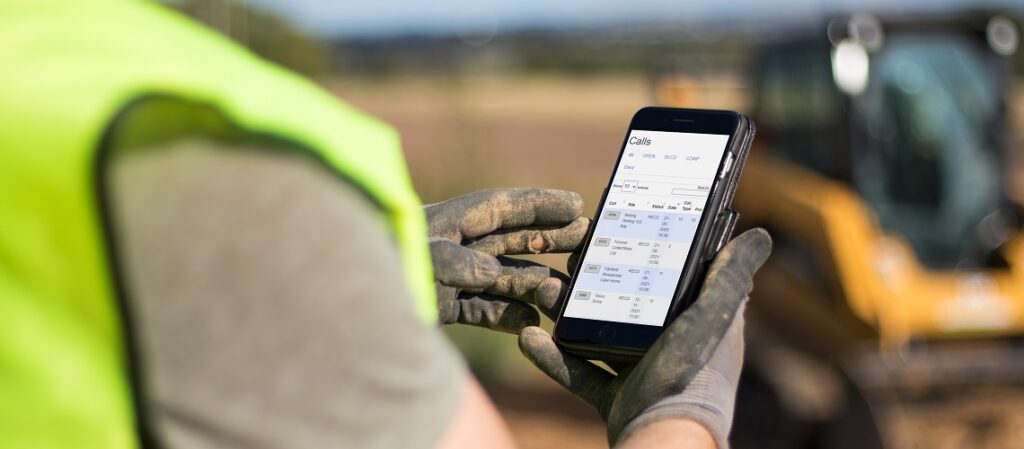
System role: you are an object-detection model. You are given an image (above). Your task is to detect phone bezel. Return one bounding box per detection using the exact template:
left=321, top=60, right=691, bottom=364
left=552, top=107, right=744, bottom=361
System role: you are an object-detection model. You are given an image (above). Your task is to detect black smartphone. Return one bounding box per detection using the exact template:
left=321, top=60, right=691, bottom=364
left=553, top=107, right=755, bottom=362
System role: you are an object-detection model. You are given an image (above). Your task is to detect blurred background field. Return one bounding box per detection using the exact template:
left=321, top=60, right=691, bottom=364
left=171, top=0, right=1024, bottom=447
left=333, top=71, right=1024, bottom=449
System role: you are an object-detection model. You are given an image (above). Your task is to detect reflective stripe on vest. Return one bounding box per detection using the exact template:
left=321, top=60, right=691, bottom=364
left=0, top=1, right=437, bottom=447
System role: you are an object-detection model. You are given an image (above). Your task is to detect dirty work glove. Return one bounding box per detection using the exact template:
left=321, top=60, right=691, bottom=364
left=426, top=188, right=590, bottom=333
left=518, top=229, right=771, bottom=448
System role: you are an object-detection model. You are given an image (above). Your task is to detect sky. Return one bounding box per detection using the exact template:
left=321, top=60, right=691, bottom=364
left=239, top=0, right=1024, bottom=37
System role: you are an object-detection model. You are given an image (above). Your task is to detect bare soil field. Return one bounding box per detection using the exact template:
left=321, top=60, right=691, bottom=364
left=322, top=75, right=649, bottom=205
left=881, top=388, right=1024, bottom=449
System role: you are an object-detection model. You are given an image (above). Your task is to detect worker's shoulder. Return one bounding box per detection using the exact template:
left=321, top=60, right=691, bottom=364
left=107, top=139, right=464, bottom=449
left=108, top=137, right=392, bottom=246
left=116, top=137, right=380, bottom=203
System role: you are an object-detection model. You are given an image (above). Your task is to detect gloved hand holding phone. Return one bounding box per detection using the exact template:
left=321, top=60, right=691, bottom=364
left=426, top=187, right=589, bottom=333
left=426, top=187, right=771, bottom=448
left=519, top=229, right=771, bottom=448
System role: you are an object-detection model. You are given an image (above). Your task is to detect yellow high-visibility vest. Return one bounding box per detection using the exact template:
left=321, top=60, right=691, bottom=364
left=0, top=1, right=437, bottom=447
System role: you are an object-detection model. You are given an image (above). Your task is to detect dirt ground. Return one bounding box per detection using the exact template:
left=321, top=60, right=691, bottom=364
left=880, top=388, right=1024, bottom=449
left=322, top=75, right=651, bottom=205
left=327, top=74, right=1024, bottom=449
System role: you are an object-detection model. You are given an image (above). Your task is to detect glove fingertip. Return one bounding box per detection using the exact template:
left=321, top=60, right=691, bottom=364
left=731, top=228, right=773, bottom=269
left=518, top=326, right=555, bottom=358
left=567, top=191, right=585, bottom=216
left=475, top=254, right=503, bottom=285
left=431, top=238, right=502, bottom=288
left=704, top=228, right=772, bottom=292
left=520, top=325, right=561, bottom=371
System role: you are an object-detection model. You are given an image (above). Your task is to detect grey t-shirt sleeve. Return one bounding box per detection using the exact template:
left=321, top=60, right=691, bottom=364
left=106, top=138, right=465, bottom=449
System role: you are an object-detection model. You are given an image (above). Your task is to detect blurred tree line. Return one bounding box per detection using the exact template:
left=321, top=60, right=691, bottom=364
left=167, top=0, right=331, bottom=77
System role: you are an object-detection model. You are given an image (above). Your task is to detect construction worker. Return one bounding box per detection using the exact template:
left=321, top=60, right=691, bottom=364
left=0, top=1, right=770, bottom=449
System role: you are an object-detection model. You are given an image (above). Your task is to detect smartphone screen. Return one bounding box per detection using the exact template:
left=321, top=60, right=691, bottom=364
left=553, top=108, right=749, bottom=360
left=563, top=129, right=731, bottom=326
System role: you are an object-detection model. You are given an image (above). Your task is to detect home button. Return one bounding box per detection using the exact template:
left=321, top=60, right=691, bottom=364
left=597, top=325, right=617, bottom=342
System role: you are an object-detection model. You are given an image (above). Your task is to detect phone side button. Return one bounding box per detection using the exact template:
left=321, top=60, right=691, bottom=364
left=598, top=325, right=617, bottom=343
left=705, top=209, right=739, bottom=260
left=718, top=152, right=735, bottom=179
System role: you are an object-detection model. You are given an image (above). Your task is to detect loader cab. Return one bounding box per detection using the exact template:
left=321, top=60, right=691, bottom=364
left=753, top=13, right=1021, bottom=268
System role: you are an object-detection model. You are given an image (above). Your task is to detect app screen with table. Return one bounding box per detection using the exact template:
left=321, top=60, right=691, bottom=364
left=564, top=130, right=730, bottom=326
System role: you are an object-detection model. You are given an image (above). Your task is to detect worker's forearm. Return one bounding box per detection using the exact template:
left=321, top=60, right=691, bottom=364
left=616, top=419, right=717, bottom=449
left=434, top=378, right=517, bottom=449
